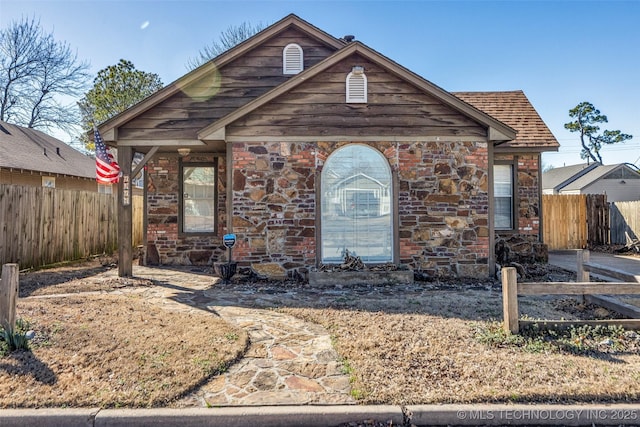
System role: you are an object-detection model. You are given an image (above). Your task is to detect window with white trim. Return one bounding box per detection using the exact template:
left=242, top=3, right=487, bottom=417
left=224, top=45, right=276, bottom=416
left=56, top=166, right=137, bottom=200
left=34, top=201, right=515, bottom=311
left=346, top=68, right=367, bottom=103
left=321, top=145, right=393, bottom=263
left=283, top=43, right=303, bottom=74
left=494, top=164, right=514, bottom=230
left=180, top=161, right=217, bottom=233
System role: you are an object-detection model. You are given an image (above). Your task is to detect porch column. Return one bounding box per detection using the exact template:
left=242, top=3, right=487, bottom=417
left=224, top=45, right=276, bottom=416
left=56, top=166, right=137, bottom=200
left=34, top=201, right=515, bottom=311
left=117, top=146, right=133, bottom=277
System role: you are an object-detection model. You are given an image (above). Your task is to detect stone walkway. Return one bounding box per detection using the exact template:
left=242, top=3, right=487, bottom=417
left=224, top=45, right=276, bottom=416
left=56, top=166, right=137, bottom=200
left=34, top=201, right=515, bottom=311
left=103, top=267, right=356, bottom=407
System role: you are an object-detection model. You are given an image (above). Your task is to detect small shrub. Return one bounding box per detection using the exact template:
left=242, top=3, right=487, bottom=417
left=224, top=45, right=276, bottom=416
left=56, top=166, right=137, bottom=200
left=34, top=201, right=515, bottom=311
left=0, top=318, right=32, bottom=352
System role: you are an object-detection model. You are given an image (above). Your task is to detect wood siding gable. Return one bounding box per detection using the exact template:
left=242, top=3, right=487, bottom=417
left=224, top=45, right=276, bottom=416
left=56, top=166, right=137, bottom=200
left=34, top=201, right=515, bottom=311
left=226, top=53, right=487, bottom=139
left=118, top=28, right=339, bottom=142
left=98, top=14, right=344, bottom=143
left=200, top=42, right=516, bottom=142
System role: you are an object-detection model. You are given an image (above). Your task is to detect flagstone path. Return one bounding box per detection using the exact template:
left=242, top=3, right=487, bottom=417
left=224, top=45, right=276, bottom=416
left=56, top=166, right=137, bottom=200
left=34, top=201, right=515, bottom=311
left=103, top=267, right=356, bottom=407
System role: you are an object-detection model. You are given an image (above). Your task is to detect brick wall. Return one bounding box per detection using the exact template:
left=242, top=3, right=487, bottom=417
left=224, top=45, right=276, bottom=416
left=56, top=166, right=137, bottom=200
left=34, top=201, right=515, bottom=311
left=231, top=142, right=317, bottom=279
left=495, top=153, right=547, bottom=263
left=145, top=154, right=228, bottom=266
left=143, top=144, right=546, bottom=278
left=232, top=140, right=490, bottom=278
left=393, top=140, right=490, bottom=277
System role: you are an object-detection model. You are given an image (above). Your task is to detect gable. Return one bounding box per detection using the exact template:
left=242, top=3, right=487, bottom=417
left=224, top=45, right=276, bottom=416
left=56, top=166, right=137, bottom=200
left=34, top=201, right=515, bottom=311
left=225, top=52, right=487, bottom=140
left=99, top=15, right=343, bottom=148
left=201, top=42, right=516, bottom=142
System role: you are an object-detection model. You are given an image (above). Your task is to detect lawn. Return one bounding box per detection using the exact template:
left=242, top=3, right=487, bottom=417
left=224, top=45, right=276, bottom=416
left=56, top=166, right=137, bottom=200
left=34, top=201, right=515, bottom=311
left=2, top=259, right=640, bottom=408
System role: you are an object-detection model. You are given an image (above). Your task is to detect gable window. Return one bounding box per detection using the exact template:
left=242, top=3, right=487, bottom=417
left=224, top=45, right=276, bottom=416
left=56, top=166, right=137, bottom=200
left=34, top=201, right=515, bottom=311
left=180, top=161, right=217, bottom=233
left=346, top=67, right=367, bottom=103
left=494, top=163, right=514, bottom=230
left=321, top=145, right=392, bottom=263
left=283, top=43, right=303, bottom=74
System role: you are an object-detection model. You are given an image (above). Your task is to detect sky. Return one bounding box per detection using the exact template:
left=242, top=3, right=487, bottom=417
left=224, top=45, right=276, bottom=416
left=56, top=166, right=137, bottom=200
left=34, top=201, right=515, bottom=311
left=1, top=0, right=639, bottom=168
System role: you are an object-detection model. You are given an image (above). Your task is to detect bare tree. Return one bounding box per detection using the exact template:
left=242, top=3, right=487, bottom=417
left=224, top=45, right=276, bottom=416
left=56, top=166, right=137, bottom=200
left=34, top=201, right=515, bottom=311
left=0, top=16, right=90, bottom=133
left=187, top=21, right=266, bottom=70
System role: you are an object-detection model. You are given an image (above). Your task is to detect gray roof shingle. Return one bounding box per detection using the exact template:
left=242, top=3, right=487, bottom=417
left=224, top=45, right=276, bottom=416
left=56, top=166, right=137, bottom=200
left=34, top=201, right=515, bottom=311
left=0, top=121, right=95, bottom=179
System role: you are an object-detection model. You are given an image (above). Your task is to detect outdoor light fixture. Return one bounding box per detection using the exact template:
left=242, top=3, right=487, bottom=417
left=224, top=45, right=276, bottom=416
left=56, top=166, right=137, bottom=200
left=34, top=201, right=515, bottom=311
left=177, top=148, right=191, bottom=157
left=351, top=65, right=364, bottom=75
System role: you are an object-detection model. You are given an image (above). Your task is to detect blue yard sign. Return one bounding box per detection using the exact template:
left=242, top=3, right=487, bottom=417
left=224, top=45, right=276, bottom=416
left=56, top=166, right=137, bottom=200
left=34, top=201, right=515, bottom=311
left=223, top=234, right=236, bottom=249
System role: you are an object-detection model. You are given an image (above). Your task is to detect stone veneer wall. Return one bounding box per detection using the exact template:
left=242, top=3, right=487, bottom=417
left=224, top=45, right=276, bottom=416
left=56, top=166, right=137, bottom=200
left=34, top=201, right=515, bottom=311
left=145, top=154, right=228, bottom=265
left=232, top=140, right=490, bottom=279
left=143, top=142, right=500, bottom=278
left=495, top=153, right=547, bottom=263
left=231, top=142, right=317, bottom=279
left=392, top=141, right=490, bottom=278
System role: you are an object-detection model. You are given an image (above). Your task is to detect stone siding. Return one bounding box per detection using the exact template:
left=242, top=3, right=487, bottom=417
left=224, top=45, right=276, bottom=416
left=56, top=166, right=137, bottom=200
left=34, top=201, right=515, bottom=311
left=145, top=154, right=228, bottom=266
left=495, top=153, right=547, bottom=263
left=393, top=141, right=490, bottom=277
left=142, top=145, right=546, bottom=279
left=232, top=140, right=490, bottom=278
left=231, top=142, right=317, bottom=279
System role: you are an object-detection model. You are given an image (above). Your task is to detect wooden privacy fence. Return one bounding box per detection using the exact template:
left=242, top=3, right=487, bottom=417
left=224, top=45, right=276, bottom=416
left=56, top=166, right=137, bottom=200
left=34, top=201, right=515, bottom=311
left=502, top=250, right=640, bottom=334
left=0, top=185, right=143, bottom=269
left=610, top=200, right=640, bottom=245
left=542, top=194, right=608, bottom=250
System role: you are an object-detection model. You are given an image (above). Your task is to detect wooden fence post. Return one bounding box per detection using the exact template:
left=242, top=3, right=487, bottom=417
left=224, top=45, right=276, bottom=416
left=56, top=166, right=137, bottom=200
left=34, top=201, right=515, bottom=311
left=502, top=267, right=519, bottom=334
left=0, top=263, right=19, bottom=332
left=576, top=249, right=590, bottom=282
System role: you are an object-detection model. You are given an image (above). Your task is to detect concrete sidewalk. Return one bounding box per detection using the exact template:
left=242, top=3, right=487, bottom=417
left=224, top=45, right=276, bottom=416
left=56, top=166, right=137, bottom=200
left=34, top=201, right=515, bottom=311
left=2, top=404, right=640, bottom=426
left=548, top=250, right=640, bottom=282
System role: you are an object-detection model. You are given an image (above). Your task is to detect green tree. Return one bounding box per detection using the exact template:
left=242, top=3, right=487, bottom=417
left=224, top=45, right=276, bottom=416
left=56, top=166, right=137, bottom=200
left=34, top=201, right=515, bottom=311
left=187, top=21, right=266, bottom=70
left=564, top=101, right=632, bottom=164
left=0, top=16, right=90, bottom=133
left=78, top=59, right=163, bottom=149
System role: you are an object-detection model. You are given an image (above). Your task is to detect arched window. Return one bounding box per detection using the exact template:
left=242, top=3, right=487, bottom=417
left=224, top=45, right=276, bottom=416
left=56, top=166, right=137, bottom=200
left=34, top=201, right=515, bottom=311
left=283, top=43, right=303, bottom=74
left=321, top=145, right=393, bottom=263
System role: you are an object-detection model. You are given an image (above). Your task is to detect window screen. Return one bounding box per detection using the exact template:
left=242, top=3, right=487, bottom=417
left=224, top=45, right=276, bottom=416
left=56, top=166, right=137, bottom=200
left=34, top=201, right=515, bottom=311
left=181, top=164, right=216, bottom=233
left=494, top=164, right=514, bottom=230
left=321, top=145, right=392, bottom=263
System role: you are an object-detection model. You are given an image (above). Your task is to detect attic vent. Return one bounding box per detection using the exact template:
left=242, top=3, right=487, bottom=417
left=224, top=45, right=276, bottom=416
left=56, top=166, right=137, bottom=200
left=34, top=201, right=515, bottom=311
left=283, top=43, right=303, bottom=74
left=346, top=68, right=367, bottom=103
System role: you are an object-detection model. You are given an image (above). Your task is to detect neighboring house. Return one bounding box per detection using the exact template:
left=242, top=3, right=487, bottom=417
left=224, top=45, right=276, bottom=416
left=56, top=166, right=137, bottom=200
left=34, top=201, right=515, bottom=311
left=0, top=120, right=105, bottom=192
left=543, top=163, right=640, bottom=202
left=98, top=14, right=559, bottom=279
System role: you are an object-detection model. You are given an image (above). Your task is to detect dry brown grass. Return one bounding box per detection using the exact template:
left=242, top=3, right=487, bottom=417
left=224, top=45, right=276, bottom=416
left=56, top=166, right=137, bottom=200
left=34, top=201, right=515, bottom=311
left=0, top=293, right=248, bottom=408
left=4, top=259, right=640, bottom=408
left=282, top=294, right=640, bottom=405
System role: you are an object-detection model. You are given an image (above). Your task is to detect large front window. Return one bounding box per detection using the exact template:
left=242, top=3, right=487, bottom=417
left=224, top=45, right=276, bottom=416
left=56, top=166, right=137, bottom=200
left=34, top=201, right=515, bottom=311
left=181, top=162, right=216, bottom=233
left=494, top=164, right=514, bottom=230
left=321, top=145, right=393, bottom=263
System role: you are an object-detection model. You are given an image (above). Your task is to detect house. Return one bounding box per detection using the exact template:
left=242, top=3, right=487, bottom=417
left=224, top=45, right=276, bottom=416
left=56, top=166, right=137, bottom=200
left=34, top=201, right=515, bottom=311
left=97, top=14, right=559, bottom=279
left=0, top=120, right=103, bottom=192
left=543, top=163, right=640, bottom=202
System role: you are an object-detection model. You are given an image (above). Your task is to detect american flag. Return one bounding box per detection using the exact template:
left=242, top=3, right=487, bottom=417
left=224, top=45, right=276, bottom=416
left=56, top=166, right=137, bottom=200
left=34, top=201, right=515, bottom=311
left=94, top=127, right=120, bottom=184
